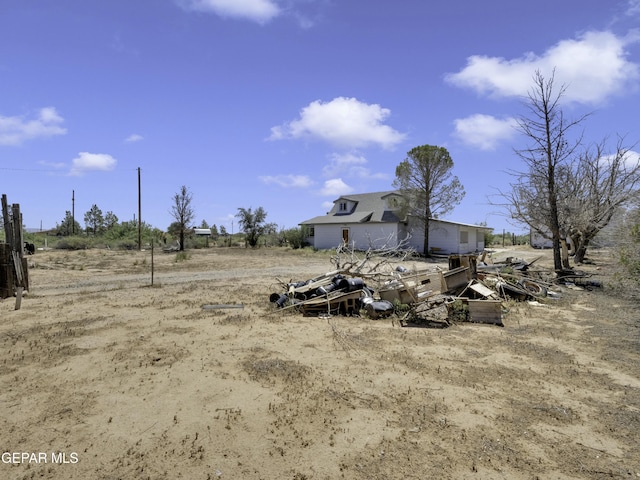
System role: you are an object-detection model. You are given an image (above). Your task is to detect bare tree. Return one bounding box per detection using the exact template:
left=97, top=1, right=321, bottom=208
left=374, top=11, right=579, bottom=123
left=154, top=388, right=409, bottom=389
left=170, top=185, right=195, bottom=251
left=393, top=144, right=465, bottom=256
left=497, top=70, right=639, bottom=267
left=501, top=70, right=589, bottom=270
left=560, top=138, right=640, bottom=263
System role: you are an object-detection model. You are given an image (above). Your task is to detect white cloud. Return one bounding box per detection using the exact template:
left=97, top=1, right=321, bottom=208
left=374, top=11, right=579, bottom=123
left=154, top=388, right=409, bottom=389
left=322, top=152, right=366, bottom=177
left=269, top=97, right=406, bottom=149
left=0, top=107, right=67, bottom=146
left=611, top=149, right=640, bottom=169
left=453, top=114, right=518, bottom=150
left=322, top=152, right=390, bottom=180
left=446, top=30, right=640, bottom=104
left=627, top=0, right=640, bottom=16
left=177, top=0, right=280, bottom=24
left=125, top=133, right=144, bottom=143
left=70, top=152, right=117, bottom=176
left=259, top=174, right=314, bottom=188
left=37, top=160, right=66, bottom=170
left=320, top=178, right=353, bottom=196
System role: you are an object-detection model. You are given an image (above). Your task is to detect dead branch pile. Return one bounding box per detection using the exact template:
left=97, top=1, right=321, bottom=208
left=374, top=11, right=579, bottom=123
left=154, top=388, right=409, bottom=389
left=268, top=243, right=601, bottom=327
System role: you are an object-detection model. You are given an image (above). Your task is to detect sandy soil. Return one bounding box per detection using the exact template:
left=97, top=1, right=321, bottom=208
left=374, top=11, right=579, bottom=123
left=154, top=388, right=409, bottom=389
left=1, top=246, right=639, bottom=480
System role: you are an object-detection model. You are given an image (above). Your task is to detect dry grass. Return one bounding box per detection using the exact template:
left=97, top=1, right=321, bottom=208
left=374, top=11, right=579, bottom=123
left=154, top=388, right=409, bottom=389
left=1, top=246, right=639, bottom=480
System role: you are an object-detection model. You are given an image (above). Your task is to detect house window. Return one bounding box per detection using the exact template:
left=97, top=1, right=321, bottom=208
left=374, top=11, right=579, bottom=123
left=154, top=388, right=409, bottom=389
left=308, top=227, right=315, bottom=237
left=338, top=202, right=348, bottom=212
left=460, top=230, right=469, bottom=243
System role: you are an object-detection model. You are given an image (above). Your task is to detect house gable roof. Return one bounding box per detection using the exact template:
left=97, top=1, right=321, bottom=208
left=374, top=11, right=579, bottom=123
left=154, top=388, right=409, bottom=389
left=300, top=190, right=403, bottom=225
left=300, top=190, right=494, bottom=231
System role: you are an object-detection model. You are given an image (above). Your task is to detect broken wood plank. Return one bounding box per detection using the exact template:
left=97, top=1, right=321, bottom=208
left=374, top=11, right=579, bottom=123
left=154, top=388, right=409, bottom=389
left=442, top=266, right=470, bottom=292
left=14, top=286, right=23, bottom=311
left=469, top=282, right=499, bottom=299
left=466, top=299, right=503, bottom=326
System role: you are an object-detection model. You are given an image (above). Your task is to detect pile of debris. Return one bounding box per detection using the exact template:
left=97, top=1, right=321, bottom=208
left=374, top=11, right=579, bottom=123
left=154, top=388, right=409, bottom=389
left=268, top=250, right=601, bottom=327
left=269, top=271, right=394, bottom=319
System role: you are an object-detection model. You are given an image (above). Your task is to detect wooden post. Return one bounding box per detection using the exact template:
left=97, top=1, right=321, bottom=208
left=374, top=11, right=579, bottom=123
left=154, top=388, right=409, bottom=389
left=12, top=204, right=23, bottom=254
left=2, top=195, right=12, bottom=247
left=14, top=250, right=24, bottom=309
left=0, top=197, right=28, bottom=306
left=0, top=243, right=13, bottom=299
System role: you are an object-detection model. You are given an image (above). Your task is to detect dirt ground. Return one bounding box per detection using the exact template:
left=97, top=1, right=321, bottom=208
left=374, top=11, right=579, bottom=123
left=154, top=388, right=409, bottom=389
left=1, top=246, right=639, bottom=480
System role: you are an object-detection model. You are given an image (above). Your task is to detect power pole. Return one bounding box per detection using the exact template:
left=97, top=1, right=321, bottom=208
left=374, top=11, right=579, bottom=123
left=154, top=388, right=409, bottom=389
left=72, top=190, right=75, bottom=235
left=138, top=167, right=142, bottom=250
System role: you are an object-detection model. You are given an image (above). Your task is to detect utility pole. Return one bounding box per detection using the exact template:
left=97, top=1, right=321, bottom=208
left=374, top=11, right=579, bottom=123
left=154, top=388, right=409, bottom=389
left=72, top=190, right=75, bottom=235
left=137, top=167, right=142, bottom=250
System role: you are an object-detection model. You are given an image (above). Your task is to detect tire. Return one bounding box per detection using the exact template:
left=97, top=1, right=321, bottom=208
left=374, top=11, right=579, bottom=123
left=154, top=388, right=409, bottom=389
left=518, top=279, right=547, bottom=297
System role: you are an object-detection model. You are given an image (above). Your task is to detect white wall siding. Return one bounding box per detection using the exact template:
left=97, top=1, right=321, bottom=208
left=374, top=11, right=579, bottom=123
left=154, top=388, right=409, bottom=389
left=313, top=225, right=343, bottom=250
left=472, top=229, right=485, bottom=252
left=429, top=222, right=459, bottom=253
left=312, top=224, right=401, bottom=250
left=405, top=220, right=461, bottom=254
left=310, top=219, right=487, bottom=254
left=530, top=229, right=553, bottom=248
left=349, top=224, right=401, bottom=250
left=405, top=220, right=485, bottom=254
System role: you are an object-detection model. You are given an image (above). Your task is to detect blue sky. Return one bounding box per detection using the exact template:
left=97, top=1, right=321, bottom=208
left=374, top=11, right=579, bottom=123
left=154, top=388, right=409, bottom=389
left=1, top=0, right=639, bottom=235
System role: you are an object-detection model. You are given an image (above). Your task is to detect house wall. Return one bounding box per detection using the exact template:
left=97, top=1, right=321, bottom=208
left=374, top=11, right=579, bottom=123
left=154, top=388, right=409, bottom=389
left=310, top=221, right=486, bottom=254
left=311, top=225, right=341, bottom=250
left=472, top=228, right=486, bottom=251
left=311, top=224, right=401, bottom=250
left=349, top=223, right=401, bottom=250
left=530, top=229, right=553, bottom=249
left=465, top=228, right=485, bottom=252
left=407, top=220, right=485, bottom=254
left=429, top=222, right=460, bottom=253
left=405, top=223, right=424, bottom=253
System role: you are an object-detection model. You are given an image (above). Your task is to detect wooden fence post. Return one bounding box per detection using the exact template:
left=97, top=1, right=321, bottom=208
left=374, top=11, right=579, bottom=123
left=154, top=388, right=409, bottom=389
left=0, top=195, right=29, bottom=307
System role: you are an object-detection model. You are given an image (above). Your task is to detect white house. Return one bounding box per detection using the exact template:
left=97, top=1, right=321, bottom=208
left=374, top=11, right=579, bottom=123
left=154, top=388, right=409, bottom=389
left=193, top=228, right=212, bottom=237
left=530, top=228, right=553, bottom=249
left=300, top=191, right=491, bottom=255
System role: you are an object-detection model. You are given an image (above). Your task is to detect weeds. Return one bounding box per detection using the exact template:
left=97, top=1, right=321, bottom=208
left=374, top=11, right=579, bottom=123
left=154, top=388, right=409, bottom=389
left=243, top=356, right=311, bottom=386
left=175, top=251, right=191, bottom=262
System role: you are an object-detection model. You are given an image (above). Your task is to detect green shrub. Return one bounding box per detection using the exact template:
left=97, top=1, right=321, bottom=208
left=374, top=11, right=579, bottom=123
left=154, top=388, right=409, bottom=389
left=281, top=227, right=310, bottom=249
left=447, top=299, right=468, bottom=322
left=114, top=239, right=139, bottom=250
left=55, top=236, right=92, bottom=250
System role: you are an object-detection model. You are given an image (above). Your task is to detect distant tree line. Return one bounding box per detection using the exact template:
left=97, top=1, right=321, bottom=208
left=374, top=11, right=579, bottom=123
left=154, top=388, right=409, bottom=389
left=54, top=206, right=161, bottom=250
